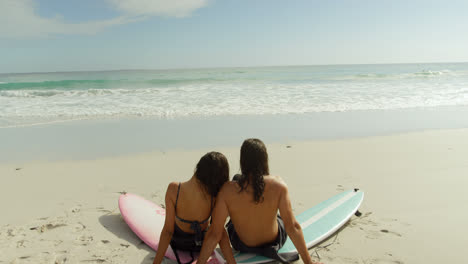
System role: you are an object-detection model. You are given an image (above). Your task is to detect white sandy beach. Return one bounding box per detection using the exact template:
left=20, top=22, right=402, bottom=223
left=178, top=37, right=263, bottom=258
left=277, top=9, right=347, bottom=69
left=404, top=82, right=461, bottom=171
left=2, top=1, right=468, bottom=263
left=1, top=128, right=467, bottom=264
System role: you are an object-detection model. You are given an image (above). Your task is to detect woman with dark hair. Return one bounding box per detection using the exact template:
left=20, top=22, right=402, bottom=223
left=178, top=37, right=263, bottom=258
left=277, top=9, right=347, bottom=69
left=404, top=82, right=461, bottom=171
left=152, top=151, right=234, bottom=264
left=197, top=139, right=323, bottom=264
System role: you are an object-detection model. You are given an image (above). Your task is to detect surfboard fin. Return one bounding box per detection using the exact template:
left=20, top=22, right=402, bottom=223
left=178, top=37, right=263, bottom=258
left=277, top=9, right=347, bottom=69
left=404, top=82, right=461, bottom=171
left=353, top=188, right=362, bottom=216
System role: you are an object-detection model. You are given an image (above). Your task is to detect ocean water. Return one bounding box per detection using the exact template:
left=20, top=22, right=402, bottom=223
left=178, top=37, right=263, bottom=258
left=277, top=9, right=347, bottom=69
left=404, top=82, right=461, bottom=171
left=1, top=63, right=468, bottom=128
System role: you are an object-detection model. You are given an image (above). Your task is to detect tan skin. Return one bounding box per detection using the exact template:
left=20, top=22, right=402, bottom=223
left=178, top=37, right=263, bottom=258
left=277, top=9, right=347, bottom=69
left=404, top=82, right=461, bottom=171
left=197, top=175, right=323, bottom=264
left=152, top=177, right=235, bottom=264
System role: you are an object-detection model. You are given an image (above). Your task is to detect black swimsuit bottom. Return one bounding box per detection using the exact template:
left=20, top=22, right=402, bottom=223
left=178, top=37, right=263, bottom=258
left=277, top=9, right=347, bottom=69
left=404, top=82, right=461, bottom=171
left=226, top=216, right=299, bottom=263
left=170, top=183, right=212, bottom=264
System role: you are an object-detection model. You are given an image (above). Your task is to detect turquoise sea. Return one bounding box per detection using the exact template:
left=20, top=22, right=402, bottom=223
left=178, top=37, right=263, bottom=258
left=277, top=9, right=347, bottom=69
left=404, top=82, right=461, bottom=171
left=1, top=63, right=468, bottom=128
left=2, top=63, right=468, bottom=161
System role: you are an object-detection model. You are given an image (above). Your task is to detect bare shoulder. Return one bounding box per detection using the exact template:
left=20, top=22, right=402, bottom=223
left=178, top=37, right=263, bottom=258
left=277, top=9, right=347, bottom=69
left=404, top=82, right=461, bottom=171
left=167, top=181, right=179, bottom=192
left=265, top=175, right=288, bottom=190
left=165, top=181, right=179, bottom=201
left=218, top=181, right=238, bottom=196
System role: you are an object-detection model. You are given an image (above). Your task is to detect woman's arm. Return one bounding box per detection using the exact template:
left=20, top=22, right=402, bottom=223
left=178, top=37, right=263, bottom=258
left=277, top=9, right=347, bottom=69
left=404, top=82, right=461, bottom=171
left=197, top=186, right=231, bottom=264
left=219, top=227, right=236, bottom=264
left=278, top=184, right=323, bottom=264
left=153, top=183, right=177, bottom=264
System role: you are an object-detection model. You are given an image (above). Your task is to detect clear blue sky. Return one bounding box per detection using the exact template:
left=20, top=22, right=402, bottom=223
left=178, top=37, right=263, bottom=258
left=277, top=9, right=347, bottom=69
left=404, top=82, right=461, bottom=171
left=1, top=0, right=468, bottom=73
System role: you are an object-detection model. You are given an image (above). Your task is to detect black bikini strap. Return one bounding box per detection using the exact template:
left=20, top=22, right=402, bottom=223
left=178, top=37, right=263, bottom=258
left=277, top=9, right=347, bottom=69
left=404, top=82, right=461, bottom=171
left=176, top=215, right=210, bottom=225
left=174, top=182, right=181, bottom=210
left=174, top=184, right=211, bottom=226
left=201, top=196, right=214, bottom=224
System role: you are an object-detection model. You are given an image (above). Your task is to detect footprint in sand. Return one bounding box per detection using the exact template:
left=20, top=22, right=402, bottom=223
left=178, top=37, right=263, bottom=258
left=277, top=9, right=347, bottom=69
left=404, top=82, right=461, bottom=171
left=7, top=227, right=21, bottom=237
left=70, top=206, right=82, bottom=213
left=96, top=207, right=114, bottom=214
left=73, top=222, right=86, bottom=232
left=54, top=255, right=68, bottom=264
left=16, top=240, right=27, bottom=248
left=75, top=234, right=94, bottom=246
left=346, top=212, right=404, bottom=240
left=364, top=228, right=403, bottom=240
left=380, top=229, right=402, bottom=237
left=80, top=255, right=107, bottom=263
left=348, top=212, right=379, bottom=228
left=10, top=252, right=55, bottom=264
left=30, top=223, right=67, bottom=233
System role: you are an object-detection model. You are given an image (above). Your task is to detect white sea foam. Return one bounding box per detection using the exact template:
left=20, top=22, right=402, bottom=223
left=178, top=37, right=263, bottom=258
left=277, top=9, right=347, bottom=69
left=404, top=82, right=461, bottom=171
left=1, top=64, right=468, bottom=127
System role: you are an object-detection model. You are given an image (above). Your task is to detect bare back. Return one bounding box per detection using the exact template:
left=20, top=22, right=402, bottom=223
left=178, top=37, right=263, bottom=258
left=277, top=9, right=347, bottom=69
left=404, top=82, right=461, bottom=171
left=223, top=175, right=287, bottom=247
left=170, top=179, right=213, bottom=233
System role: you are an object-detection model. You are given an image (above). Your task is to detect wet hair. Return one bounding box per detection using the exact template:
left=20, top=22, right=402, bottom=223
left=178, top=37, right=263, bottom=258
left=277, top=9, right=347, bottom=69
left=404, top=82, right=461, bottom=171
left=238, top=138, right=269, bottom=203
left=194, top=151, right=230, bottom=197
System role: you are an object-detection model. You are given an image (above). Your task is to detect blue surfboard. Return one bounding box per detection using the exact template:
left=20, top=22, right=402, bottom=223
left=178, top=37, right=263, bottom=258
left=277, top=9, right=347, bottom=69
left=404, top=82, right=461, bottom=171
left=233, top=189, right=364, bottom=264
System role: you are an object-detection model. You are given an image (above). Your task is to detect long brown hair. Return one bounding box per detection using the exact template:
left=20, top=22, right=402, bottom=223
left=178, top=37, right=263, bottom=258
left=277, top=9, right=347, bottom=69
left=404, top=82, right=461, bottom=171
left=238, top=138, right=269, bottom=203
left=194, top=151, right=229, bottom=197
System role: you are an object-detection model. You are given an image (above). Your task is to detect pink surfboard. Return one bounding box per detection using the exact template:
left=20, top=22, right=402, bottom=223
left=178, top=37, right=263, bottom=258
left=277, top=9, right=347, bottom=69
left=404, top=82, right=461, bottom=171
left=118, top=193, right=223, bottom=263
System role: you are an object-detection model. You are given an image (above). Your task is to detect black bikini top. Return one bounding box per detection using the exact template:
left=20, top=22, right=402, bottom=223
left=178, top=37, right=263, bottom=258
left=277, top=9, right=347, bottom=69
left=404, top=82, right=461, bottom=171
left=174, top=182, right=213, bottom=245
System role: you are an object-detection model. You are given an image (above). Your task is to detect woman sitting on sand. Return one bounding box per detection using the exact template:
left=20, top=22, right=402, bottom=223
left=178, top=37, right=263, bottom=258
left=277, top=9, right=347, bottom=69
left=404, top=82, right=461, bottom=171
left=152, top=151, right=232, bottom=264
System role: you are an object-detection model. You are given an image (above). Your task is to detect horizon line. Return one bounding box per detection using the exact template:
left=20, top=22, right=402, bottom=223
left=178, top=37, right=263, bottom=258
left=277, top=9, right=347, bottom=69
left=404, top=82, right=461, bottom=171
left=2, top=60, right=468, bottom=75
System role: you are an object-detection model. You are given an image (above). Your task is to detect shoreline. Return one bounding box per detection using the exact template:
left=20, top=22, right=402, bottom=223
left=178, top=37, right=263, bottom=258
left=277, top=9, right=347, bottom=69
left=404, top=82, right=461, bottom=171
left=1, top=127, right=467, bottom=263
left=3, top=105, right=468, bottom=163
